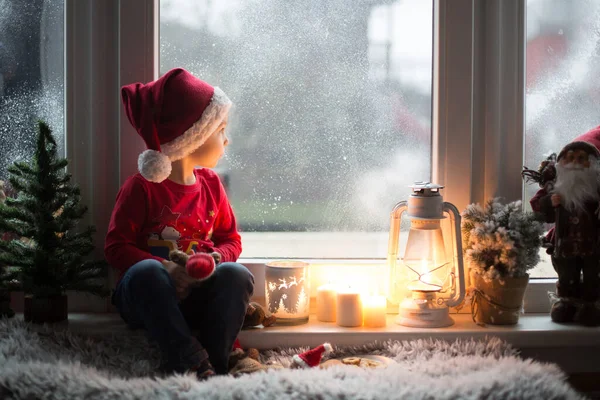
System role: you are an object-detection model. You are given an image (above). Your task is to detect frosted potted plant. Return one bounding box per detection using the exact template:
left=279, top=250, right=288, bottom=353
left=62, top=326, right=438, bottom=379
left=461, top=198, right=544, bottom=325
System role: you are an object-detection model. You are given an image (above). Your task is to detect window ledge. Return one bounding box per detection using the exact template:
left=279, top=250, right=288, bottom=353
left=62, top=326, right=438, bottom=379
left=30, top=312, right=598, bottom=347
left=238, top=313, right=600, bottom=349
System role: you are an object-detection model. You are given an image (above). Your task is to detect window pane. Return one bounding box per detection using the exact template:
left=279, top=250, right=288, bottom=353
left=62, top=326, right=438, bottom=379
left=0, top=0, right=64, bottom=182
left=525, top=0, right=600, bottom=277
left=160, top=0, right=433, bottom=258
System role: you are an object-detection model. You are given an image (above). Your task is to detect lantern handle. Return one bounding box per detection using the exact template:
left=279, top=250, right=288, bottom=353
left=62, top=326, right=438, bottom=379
left=387, top=201, right=408, bottom=302
left=442, top=202, right=465, bottom=307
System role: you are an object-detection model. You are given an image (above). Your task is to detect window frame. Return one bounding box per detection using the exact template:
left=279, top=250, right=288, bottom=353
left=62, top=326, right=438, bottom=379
left=65, top=0, right=554, bottom=312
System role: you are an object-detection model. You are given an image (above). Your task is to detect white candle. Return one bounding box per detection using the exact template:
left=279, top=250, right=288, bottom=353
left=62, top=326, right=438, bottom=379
left=336, top=288, right=363, bottom=327
left=363, top=295, right=387, bottom=328
left=317, top=284, right=337, bottom=322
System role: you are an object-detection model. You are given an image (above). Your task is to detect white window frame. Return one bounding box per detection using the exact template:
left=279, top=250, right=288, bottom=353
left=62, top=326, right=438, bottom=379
left=64, top=0, right=553, bottom=313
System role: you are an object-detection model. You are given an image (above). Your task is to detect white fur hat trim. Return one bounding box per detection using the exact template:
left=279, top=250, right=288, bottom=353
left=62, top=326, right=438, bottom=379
left=161, top=87, right=232, bottom=162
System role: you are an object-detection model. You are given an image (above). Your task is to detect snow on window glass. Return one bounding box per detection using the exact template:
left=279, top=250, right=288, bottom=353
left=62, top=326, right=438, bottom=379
left=0, top=0, right=64, bottom=180
left=525, top=0, right=600, bottom=277
left=160, top=0, right=433, bottom=242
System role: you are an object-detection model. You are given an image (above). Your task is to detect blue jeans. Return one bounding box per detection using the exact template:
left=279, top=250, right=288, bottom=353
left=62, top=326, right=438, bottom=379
left=112, top=259, right=254, bottom=374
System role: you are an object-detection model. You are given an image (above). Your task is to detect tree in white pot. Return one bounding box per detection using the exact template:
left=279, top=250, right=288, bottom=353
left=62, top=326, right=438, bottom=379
left=462, top=198, right=544, bottom=325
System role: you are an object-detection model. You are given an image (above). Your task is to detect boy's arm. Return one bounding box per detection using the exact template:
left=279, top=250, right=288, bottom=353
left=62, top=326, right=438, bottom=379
left=105, top=177, right=163, bottom=275
left=210, top=183, right=242, bottom=263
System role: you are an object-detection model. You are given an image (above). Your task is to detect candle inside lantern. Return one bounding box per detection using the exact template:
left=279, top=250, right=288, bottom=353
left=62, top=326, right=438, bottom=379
left=336, top=287, right=363, bottom=327
left=317, top=284, right=337, bottom=322
left=363, top=295, right=387, bottom=328
left=407, top=259, right=443, bottom=292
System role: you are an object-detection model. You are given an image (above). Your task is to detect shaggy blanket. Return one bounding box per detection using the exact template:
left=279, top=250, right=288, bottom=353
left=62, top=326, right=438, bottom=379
left=0, top=318, right=583, bottom=400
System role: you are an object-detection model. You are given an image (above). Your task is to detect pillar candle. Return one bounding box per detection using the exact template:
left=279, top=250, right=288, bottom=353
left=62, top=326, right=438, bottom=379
left=336, top=288, right=363, bottom=327
left=317, top=284, right=337, bottom=322
left=363, top=295, right=387, bottom=328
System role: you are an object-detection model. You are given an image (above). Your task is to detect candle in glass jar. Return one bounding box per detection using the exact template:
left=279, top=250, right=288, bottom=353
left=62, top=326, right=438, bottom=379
left=317, top=284, right=337, bottom=322
left=336, top=288, right=363, bottom=327
left=363, top=295, right=387, bottom=328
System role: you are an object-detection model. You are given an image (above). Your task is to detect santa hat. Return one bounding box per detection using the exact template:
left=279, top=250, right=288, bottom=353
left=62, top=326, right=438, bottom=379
left=186, top=253, right=216, bottom=281
left=121, top=68, right=232, bottom=183
left=232, top=338, right=243, bottom=351
left=557, top=140, right=600, bottom=162
left=292, top=343, right=333, bottom=368
left=573, top=124, right=600, bottom=152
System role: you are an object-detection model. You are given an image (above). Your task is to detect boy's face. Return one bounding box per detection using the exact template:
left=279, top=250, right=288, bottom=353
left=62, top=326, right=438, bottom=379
left=189, top=118, right=229, bottom=168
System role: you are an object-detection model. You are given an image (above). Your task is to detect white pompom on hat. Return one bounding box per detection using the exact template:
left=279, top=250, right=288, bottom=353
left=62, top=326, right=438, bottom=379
left=121, top=68, right=232, bottom=183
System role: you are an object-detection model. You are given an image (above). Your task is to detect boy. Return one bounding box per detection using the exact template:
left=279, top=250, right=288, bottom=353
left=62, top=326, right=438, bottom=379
left=105, top=68, right=254, bottom=379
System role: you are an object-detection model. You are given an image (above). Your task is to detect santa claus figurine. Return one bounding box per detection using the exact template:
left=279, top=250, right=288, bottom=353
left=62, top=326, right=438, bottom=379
left=538, top=137, right=600, bottom=326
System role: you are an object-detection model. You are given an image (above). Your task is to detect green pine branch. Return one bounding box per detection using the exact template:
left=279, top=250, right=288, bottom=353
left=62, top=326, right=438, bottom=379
left=7, top=176, right=27, bottom=194
left=0, top=205, right=34, bottom=225
left=0, top=253, right=34, bottom=268
left=8, top=162, right=36, bottom=179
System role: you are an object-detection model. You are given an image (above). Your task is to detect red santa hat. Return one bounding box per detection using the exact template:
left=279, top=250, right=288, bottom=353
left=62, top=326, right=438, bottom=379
left=121, top=68, right=232, bottom=183
left=186, top=253, right=216, bottom=281
left=292, top=343, right=333, bottom=368
left=573, top=124, right=600, bottom=151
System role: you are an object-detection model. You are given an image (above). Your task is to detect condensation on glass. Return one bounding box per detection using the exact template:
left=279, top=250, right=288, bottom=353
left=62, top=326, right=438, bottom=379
left=0, top=0, right=64, bottom=180
left=525, top=0, right=600, bottom=278
left=160, top=0, right=433, bottom=258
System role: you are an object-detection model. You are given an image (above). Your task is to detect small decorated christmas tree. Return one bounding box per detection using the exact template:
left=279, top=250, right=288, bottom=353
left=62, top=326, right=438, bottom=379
left=0, top=121, right=108, bottom=322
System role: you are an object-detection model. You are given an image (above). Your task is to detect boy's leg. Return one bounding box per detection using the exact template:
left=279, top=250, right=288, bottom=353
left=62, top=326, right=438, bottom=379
left=112, top=259, right=208, bottom=374
left=179, top=262, right=254, bottom=374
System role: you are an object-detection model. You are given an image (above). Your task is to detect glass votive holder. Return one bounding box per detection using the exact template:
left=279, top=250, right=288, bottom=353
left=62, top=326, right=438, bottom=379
left=265, top=260, right=310, bottom=325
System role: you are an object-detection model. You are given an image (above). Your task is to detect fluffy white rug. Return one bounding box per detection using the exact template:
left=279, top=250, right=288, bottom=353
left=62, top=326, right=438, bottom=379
left=0, top=318, right=583, bottom=400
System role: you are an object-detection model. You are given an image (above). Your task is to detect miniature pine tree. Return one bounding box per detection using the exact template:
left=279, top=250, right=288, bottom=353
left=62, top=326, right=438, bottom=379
left=461, top=198, right=544, bottom=280
left=0, top=121, right=109, bottom=298
left=295, top=286, right=308, bottom=314
left=276, top=298, right=288, bottom=315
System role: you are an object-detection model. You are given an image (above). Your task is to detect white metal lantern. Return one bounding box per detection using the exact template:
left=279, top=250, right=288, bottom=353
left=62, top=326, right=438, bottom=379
left=265, top=261, right=310, bottom=325
left=387, top=182, right=465, bottom=327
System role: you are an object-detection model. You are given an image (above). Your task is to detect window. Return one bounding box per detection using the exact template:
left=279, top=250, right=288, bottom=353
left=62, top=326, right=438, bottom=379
left=525, top=0, right=600, bottom=278
left=14, top=0, right=557, bottom=311
left=0, top=0, right=64, bottom=180
left=160, top=0, right=433, bottom=258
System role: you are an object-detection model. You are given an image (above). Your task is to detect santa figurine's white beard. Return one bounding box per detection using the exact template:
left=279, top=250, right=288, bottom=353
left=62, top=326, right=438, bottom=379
left=553, top=158, right=600, bottom=213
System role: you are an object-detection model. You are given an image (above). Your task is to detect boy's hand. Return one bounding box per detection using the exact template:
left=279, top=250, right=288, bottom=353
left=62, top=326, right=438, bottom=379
left=162, top=260, right=197, bottom=300
left=210, top=252, right=222, bottom=265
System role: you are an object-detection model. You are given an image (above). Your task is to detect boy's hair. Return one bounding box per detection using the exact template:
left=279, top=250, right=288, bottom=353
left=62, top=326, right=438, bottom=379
left=121, top=68, right=232, bottom=183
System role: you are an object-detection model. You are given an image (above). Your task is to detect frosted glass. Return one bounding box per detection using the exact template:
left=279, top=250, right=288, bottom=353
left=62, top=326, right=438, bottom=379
left=160, top=0, right=433, bottom=257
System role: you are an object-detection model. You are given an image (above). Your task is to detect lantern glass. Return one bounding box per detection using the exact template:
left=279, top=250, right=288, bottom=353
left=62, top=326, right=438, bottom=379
left=403, top=219, right=449, bottom=292
left=265, top=261, right=310, bottom=325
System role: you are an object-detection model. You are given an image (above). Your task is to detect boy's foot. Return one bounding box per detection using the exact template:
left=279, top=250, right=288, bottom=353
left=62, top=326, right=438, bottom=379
left=189, top=359, right=217, bottom=381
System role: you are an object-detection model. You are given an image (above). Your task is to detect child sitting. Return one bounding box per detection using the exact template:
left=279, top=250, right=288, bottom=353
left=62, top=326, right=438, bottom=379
left=105, top=68, right=254, bottom=379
